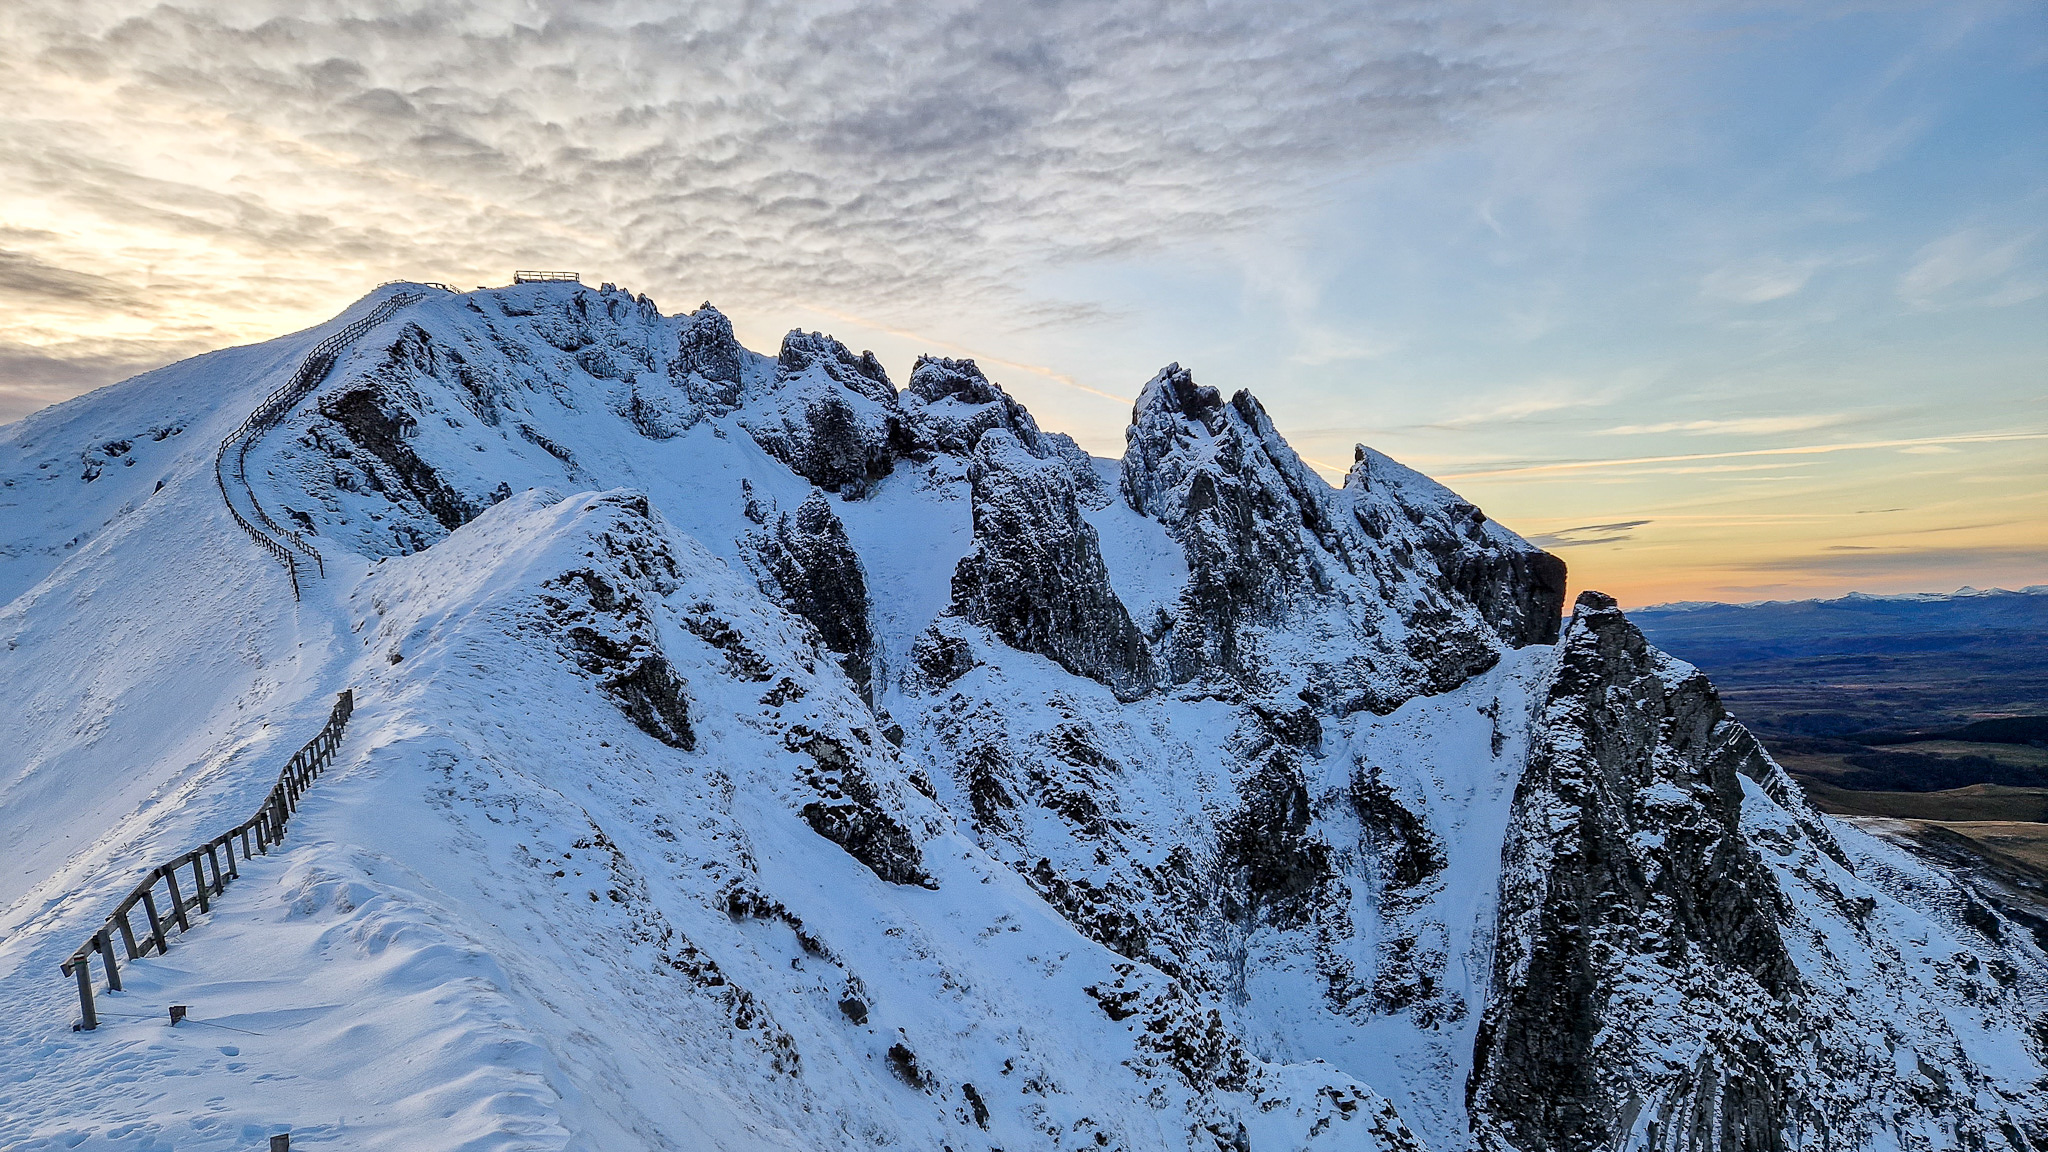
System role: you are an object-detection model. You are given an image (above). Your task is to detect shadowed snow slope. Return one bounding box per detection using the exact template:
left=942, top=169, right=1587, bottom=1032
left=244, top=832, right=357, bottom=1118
left=1, top=282, right=2041, bottom=1152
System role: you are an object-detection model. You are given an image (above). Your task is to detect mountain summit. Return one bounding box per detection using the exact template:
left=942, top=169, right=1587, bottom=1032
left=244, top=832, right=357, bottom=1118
left=1, top=282, right=2040, bottom=1151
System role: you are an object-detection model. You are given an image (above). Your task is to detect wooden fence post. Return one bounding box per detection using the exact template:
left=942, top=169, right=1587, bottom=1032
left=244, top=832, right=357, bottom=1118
left=67, top=957, right=96, bottom=1030
left=116, top=908, right=139, bottom=959
left=141, top=887, right=168, bottom=953
left=164, top=867, right=190, bottom=931
left=57, top=684, right=363, bottom=1027
left=97, top=929, right=121, bottom=992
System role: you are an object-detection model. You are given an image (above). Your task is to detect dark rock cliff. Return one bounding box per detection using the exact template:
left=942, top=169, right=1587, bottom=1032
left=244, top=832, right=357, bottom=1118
left=1470, top=592, right=1805, bottom=1152
left=794, top=730, right=935, bottom=889
left=750, top=491, right=877, bottom=702
left=901, top=356, right=1104, bottom=497
left=620, top=303, right=748, bottom=438
left=1343, top=446, right=1567, bottom=649
left=534, top=494, right=696, bottom=751
left=948, top=430, right=1157, bottom=701
left=900, top=356, right=1043, bottom=457
left=670, top=304, right=745, bottom=413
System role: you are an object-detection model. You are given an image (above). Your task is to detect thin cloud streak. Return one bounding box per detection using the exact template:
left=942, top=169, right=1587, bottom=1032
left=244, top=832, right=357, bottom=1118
left=1598, top=414, right=1847, bottom=436
left=1437, top=430, right=2048, bottom=481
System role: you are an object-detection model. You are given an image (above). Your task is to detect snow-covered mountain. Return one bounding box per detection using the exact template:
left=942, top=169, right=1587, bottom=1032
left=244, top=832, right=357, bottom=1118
left=1, top=281, right=2041, bottom=1152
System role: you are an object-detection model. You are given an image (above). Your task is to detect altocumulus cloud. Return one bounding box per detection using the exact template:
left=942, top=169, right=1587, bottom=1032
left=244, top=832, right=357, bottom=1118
left=0, top=0, right=1670, bottom=417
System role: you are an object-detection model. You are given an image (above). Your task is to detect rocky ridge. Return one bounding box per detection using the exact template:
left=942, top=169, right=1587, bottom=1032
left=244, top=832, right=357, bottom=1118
left=2, top=280, right=2041, bottom=1152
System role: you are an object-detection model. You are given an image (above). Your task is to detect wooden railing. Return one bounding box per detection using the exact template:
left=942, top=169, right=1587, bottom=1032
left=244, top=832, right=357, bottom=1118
left=215, top=292, right=424, bottom=598
left=60, top=691, right=356, bottom=1031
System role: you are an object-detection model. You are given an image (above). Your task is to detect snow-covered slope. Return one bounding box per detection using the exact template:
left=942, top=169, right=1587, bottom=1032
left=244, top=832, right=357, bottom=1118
left=1, top=282, right=2041, bottom=1152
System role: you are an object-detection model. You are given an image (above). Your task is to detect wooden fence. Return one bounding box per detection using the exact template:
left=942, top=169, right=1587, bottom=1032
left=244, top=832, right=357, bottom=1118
left=60, top=690, right=356, bottom=1031
left=215, top=292, right=424, bottom=599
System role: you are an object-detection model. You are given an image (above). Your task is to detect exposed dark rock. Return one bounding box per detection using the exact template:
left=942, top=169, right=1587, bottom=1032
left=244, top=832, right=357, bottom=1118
left=1470, top=591, right=1802, bottom=1152
left=683, top=608, right=778, bottom=683
left=1345, top=446, right=1567, bottom=648
left=796, top=733, right=934, bottom=889
left=1082, top=962, right=1252, bottom=1092
left=950, top=431, right=1156, bottom=701
left=900, top=355, right=1039, bottom=456
left=1350, top=763, right=1446, bottom=894
left=910, top=620, right=977, bottom=691
left=1217, top=750, right=1331, bottom=930
left=739, top=330, right=911, bottom=497
left=1027, top=857, right=1154, bottom=963
left=532, top=498, right=696, bottom=750
left=899, top=355, right=1104, bottom=496
left=324, top=386, right=479, bottom=535
left=887, top=1040, right=935, bottom=1091
left=1250, top=701, right=1324, bottom=752
left=598, top=655, right=696, bottom=750
left=1117, top=364, right=1563, bottom=713
left=606, top=303, right=748, bottom=439
left=777, top=329, right=895, bottom=404
left=751, top=491, right=876, bottom=701
left=671, top=304, right=745, bottom=412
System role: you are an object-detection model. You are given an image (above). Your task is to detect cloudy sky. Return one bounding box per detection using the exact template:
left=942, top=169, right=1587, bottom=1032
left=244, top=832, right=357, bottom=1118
left=3, top=0, right=2042, bottom=605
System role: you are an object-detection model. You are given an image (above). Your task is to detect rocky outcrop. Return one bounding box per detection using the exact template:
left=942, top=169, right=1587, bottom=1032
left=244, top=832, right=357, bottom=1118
left=795, top=731, right=933, bottom=888
left=1469, top=592, right=1809, bottom=1152
left=1217, top=750, right=1331, bottom=930
left=670, top=304, right=745, bottom=413
left=1470, top=592, right=2048, bottom=1151
left=900, top=356, right=1042, bottom=457
left=739, top=330, right=912, bottom=496
left=1119, top=364, right=1562, bottom=714
left=1343, top=447, right=1567, bottom=648
left=320, top=382, right=484, bottom=548
left=949, top=430, right=1156, bottom=701
left=536, top=494, right=695, bottom=750
left=615, top=303, right=748, bottom=439
left=750, top=491, right=876, bottom=701
left=901, top=356, right=1103, bottom=496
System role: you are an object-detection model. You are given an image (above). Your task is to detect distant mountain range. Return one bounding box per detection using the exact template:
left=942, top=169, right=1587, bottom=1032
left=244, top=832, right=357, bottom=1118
left=1633, top=586, right=2048, bottom=740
